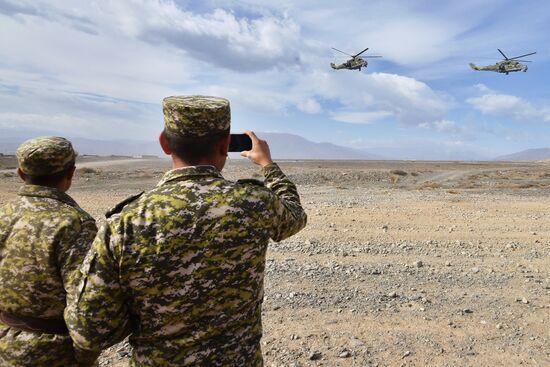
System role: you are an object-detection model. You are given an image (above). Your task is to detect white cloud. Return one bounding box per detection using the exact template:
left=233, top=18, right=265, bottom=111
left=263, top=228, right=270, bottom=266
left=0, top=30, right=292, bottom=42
left=316, top=72, right=453, bottom=127
left=0, top=112, right=142, bottom=139
left=473, top=84, right=494, bottom=94
left=331, top=110, right=392, bottom=124
left=296, top=98, right=321, bottom=114
left=419, top=119, right=460, bottom=133
left=94, top=2, right=304, bottom=72
left=467, top=93, right=550, bottom=122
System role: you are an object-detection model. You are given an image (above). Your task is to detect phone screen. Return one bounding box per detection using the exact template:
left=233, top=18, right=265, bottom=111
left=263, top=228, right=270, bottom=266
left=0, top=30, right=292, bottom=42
left=229, top=134, right=252, bottom=152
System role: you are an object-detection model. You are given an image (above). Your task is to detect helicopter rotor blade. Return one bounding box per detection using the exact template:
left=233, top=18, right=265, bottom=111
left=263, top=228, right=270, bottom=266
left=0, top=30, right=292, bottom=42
left=364, top=55, right=383, bottom=58
left=497, top=49, right=509, bottom=60
left=353, top=47, right=370, bottom=58
left=510, top=52, right=536, bottom=60
left=332, top=47, right=353, bottom=57
left=514, top=60, right=532, bottom=62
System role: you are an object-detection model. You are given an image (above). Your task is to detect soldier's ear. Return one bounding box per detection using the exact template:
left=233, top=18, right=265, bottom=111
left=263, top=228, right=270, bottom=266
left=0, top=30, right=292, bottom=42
left=159, top=131, right=172, bottom=155
left=16, top=168, right=26, bottom=183
left=219, top=133, right=230, bottom=156
left=66, top=166, right=76, bottom=181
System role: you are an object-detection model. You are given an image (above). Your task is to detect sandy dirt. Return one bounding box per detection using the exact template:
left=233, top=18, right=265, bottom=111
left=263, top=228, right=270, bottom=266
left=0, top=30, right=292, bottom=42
left=0, top=158, right=549, bottom=366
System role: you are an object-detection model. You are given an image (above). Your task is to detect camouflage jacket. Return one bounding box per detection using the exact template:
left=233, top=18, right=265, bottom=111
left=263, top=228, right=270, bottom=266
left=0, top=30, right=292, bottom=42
left=0, top=185, right=97, bottom=367
left=66, top=163, right=307, bottom=366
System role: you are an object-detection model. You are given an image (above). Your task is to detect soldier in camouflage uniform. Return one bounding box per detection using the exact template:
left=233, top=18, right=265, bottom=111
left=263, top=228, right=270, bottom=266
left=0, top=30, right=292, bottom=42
left=65, top=96, right=307, bottom=366
left=0, top=137, right=98, bottom=367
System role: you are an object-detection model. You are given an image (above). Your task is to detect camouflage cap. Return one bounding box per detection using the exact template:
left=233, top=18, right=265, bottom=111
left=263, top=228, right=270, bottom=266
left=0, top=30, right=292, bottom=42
left=163, top=95, right=231, bottom=137
left=16, top=136, right=77, bottom=176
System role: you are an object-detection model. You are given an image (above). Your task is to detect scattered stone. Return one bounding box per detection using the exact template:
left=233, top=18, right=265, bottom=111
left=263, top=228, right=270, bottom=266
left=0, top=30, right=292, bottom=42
left=388, top=291, right=398, bottom=298
left=402, top=351, right=411, bottom=358
left=496, top=324, right=503, bottom=330
left=338, top=349, right=352, bottom=358
left=309, top=351, right=322, bottom=361
left=471, top=267, right=480, bottom=274
left=414, top=260, right=424, bottom=268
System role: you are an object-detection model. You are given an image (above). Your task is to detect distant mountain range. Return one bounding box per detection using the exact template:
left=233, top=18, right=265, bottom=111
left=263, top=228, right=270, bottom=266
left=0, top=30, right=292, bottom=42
left=495, top=148, right=550, bottom=161
left=2, top=129, right=550, bottom=161
left=0, top=132, right=382, bottom=160
left=257, top=133, right=383, bottom=160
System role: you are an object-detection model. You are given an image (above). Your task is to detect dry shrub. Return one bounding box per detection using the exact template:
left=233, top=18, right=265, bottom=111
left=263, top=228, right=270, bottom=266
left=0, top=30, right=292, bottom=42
left=410, top=172, right=419, bottom=177
left=78, top=167, right=99, bottom=175
left=390, top=174, right=400, bottom=184
left=492, top=183, right=535, bottom=189
left=390, top=169, right=408, bottom=176
left=419, top=181, right=442, bottom=190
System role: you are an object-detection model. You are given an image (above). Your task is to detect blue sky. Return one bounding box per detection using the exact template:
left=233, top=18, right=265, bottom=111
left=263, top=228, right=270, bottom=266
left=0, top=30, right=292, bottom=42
left=0, top=0, right=549, bottom=159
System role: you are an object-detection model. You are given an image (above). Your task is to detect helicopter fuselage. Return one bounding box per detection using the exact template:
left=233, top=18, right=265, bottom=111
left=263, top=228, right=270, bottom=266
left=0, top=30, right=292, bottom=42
left=331, top=57, right=368, bottom=71
left=469, top=50, right=534, bottom=74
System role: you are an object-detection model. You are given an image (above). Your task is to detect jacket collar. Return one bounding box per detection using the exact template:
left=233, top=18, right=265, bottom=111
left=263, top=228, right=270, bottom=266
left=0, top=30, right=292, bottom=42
left=18, top=185, right=78, bottom=207
left=157, top=165, right=223, bottom=187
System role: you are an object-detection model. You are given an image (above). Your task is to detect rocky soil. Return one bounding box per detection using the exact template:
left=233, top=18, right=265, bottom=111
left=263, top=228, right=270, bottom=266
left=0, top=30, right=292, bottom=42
left=1, top=159, right=549, bottom=366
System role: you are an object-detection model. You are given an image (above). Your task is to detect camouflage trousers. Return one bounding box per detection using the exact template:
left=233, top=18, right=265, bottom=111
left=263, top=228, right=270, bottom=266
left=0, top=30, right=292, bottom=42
left=128, top=338, right=264, bottom=367
left=0, top=321, right=79, bottom=367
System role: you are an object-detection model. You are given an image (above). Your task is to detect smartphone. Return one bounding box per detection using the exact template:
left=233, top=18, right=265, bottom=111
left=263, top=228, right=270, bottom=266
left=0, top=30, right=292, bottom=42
left=229, top=134, right=252, bottom=152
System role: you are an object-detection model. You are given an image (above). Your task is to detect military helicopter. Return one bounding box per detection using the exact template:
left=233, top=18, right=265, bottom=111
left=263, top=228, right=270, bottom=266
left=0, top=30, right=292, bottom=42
left=469, top=49, right=536, bottom=74
left=330, top=47, right=382, bottom=71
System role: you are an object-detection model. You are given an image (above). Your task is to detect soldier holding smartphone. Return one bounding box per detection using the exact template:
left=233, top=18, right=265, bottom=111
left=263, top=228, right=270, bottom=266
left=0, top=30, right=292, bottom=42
left=65, top=95, right=307, bottom=366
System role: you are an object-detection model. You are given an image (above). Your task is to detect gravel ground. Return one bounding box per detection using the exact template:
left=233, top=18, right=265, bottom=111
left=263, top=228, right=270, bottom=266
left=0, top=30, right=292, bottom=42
left=0, top=159, right=549, bottom=366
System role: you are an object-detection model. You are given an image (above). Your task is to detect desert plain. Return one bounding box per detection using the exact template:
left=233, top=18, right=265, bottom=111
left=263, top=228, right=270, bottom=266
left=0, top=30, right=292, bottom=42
left=1, top=156, right=549, bottom=367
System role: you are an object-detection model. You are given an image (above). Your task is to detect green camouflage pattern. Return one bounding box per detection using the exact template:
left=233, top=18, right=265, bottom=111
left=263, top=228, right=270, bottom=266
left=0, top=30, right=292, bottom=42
left=0, top=185, right=97, bottom=367
left=16, top=136, right=77, bottom=176
left=163, top=96, right=231, bottom=137
left=66, top=163, right=307, bottom=366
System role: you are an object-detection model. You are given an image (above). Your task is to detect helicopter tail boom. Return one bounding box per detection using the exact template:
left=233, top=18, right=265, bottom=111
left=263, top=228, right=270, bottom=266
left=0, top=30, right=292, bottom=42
left=469, top=63, right=481, bottom=71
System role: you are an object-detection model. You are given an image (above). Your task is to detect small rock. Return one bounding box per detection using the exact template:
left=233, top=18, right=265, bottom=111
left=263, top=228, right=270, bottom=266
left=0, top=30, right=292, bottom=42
left=388, top=291, right=398, bottom=298
left=496, top=324, right=503, bottom=330
left=338, top=350, right=352, bottom=358
left=402, top=351, right=411, bottom=358
left=462, top=308, right=473, bottom=314
left=309, top=351, right=322, bottom=360
left=471, top=267, right=480, bottom=274
left=414, top=260, right=423, bottom=268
